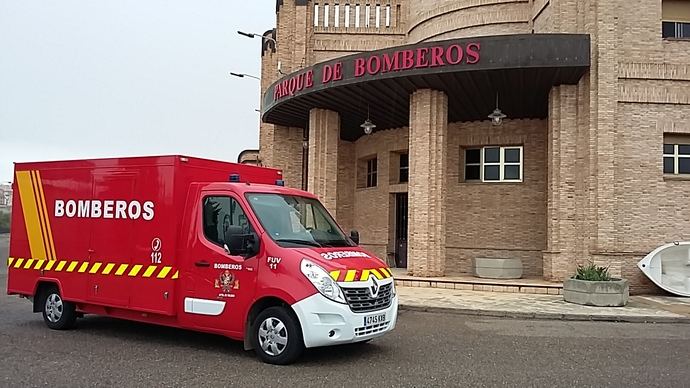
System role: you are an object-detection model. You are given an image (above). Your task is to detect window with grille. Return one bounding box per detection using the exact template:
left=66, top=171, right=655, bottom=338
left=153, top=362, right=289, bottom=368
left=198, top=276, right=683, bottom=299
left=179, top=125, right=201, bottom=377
left=663, top=143, right=690, bottom=174
left=464, top=146, right=523, bottom=182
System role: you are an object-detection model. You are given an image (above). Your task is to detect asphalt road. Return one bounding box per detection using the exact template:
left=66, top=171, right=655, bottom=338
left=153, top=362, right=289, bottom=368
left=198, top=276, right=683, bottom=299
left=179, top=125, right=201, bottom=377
left=2, top=236, right=690, bottom=387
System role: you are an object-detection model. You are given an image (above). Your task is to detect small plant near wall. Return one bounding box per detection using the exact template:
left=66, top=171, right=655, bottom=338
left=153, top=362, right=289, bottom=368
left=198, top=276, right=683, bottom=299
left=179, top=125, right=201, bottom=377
left=563, top=260, right=629, bottom=307
left=573, top=262, right=612, bottom=282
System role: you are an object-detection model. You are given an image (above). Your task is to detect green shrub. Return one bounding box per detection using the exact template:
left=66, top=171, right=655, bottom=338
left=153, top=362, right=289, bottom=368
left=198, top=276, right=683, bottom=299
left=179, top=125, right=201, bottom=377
left=573, top=262, right=611, bottom=281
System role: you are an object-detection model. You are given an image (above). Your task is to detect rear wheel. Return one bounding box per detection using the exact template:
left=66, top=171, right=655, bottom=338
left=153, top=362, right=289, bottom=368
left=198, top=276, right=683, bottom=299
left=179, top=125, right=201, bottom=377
left=41, top=286, right=77, bottom=330
left=252, top=306, right=304, bottom=365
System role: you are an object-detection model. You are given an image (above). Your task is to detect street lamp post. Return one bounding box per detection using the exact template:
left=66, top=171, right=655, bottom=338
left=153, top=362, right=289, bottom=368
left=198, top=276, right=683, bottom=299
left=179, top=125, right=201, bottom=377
left=237, top=30, right=277, bottom=46
left=238, top=30, right=284, bottom=75
left=230, top=72, right=260, bottom=80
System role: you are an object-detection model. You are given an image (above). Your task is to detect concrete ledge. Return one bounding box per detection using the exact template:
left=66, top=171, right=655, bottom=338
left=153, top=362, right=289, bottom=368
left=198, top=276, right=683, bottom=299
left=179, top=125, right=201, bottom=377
left=473, top=257, right=523, bottom=279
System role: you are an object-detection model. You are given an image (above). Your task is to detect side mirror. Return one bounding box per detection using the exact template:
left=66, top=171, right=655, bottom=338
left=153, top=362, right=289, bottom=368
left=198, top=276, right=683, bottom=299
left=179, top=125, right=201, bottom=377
left=350, top=229, right=360, bottom=245
left=223, top=226, right=259, bottom=257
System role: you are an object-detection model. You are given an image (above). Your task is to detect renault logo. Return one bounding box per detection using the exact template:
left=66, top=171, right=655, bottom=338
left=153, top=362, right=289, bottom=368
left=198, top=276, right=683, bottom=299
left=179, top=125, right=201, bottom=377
left=369, top=277, right=380, bottom=298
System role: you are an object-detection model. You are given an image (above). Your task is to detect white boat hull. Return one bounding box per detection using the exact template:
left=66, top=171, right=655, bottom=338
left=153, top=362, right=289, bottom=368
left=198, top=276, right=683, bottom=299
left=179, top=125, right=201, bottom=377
left=638, top=242, right=690, bottom=297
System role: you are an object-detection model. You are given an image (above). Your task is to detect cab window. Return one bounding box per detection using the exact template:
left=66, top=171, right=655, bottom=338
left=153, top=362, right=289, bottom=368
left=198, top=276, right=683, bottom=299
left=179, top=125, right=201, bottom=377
left=202, top=196, right=251, bottom=247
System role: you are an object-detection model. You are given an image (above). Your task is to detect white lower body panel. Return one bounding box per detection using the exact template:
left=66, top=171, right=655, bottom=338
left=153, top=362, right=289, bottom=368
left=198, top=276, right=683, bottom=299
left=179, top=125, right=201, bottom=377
left=184, top=297, right=226, bottom=316
left=291, top=293, right=398, bottom=348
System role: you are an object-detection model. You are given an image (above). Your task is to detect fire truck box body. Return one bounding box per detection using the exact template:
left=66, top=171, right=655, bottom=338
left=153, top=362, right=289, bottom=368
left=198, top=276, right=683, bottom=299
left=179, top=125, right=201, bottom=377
left=7, top=155, right=398, bottom=364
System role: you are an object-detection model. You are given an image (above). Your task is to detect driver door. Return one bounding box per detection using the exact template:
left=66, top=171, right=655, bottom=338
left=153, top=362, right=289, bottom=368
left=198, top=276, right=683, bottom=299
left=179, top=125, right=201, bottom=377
left=182, top=192, right=259, bottom=334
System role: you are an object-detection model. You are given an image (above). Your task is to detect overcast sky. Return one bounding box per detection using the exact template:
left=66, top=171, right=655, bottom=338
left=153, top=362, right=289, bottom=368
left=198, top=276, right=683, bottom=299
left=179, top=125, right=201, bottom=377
left=0, top=1, right=275, bottom=183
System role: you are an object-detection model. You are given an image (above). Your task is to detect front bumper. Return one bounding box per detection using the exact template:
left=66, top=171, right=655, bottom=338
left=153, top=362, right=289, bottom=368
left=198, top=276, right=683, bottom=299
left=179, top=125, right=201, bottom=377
left=291, top=292, right=399, bottom=348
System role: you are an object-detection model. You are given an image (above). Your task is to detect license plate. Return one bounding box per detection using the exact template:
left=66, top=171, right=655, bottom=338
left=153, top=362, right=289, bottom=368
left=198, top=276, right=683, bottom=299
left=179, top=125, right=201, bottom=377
left=364, top=313, right=386, bottom=326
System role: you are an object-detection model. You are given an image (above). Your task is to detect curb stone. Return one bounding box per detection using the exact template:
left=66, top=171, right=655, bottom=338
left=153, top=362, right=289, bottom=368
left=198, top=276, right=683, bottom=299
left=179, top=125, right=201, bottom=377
left=399, top=303, right=690, bottom=324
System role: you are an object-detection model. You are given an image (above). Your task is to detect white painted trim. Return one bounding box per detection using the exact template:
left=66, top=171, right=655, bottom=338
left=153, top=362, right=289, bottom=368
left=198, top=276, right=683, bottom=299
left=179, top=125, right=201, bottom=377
left=184, top=297, right=226, bottom=316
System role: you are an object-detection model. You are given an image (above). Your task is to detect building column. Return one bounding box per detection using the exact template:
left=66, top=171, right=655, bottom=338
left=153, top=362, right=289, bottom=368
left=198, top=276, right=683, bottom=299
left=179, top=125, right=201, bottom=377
left=260, top=123, right=304, bottom=189
left=407, top=89, right=448, bottom=277
left=308, top=108, right=340, bottom=217
left=543, top=84, right=586, bottom=281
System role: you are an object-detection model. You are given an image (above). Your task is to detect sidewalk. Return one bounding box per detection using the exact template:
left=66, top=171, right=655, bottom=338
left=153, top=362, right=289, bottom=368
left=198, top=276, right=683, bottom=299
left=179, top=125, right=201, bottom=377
left=397, top=286, right=690, bottom=323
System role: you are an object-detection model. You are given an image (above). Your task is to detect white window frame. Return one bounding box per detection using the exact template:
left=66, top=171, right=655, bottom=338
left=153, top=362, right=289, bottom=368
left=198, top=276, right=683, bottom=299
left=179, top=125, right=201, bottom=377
left=385, top=4, right=391, bottom=27
left=365, top=4, right=370, bottom=27
left=375, top=4, right=381, bottom=28
left=334, top=4, right=340, bottom=27
left=324, top=3, right=329, bottom=27
left=345, top=4, right=350, bottom=27
left=664, top=144, right=690, bottom=175
left=355, top=4, right=360, bottom=28
left=314, top=3, right=319, bottom=27
left=465, top=146, right=523, bottom=183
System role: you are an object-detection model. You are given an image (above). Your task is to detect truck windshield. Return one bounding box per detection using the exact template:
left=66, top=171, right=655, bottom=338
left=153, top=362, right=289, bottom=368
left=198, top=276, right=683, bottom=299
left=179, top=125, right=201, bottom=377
left=245, top=193, right=355, bottom=248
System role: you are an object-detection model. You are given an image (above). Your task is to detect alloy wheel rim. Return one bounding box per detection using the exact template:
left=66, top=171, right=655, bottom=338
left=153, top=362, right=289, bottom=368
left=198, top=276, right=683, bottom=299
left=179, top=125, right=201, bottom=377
left=45, top=293, right=63, bottom=323
left=258, top=317, right=288, bottom=356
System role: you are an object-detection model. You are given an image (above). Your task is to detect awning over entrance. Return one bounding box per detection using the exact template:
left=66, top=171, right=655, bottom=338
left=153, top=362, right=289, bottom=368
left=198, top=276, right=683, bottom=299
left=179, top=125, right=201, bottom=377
left=261, top=34, right=590, bottom=141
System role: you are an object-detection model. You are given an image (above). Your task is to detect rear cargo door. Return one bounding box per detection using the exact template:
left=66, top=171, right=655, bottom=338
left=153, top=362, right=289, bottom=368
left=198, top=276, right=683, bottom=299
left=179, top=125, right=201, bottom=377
left=87, top=173, right=135, bottom=306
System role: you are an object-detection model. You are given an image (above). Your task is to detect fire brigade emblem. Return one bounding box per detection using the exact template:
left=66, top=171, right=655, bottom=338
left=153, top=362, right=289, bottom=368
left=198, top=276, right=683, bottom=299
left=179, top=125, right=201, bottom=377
left=215, top=270, right=240, bottom=293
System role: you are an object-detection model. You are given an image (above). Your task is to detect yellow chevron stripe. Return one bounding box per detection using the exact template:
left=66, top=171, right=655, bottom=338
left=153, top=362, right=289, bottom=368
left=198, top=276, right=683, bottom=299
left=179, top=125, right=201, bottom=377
left=44, top=259, right=56, bottom=271
left=330, top=270, right=340, bottom=281
left=115, top=264, right=129, bottom=276
left=142, top=265, right=157, bottom=278
left=360, top=269, right=370, bottom=282
left=102, top=263, right=115, bottom=275
left=7, top=256, right=179, bottom=280
left=128, top=264, right=143, bottom=277
left=15, top=171, right=47, bottom=260
left=370, top=268, right=384, bottom=280
left=344, top=269, right=357, bottom=282
left=157, top=266, right=172, bottom=279
left=77, top=262, right=89, bottom=273
left=30, top=171, right=52, bottom=260
left=35, top=171, right=57, bottom=260
left=66, top=261, right=79, bottom=272
left=379, top=267, right=391, bottom=277
left=89, top=262, right=102, bottom=274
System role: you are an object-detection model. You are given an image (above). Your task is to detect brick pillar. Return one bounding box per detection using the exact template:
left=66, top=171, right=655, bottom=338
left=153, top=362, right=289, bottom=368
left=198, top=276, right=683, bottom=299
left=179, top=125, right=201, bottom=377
left=407, top=89, right=448, bottom=277
left=543, top=85, right=581, bottom=281
left=308, top=108, right=340, bottom=217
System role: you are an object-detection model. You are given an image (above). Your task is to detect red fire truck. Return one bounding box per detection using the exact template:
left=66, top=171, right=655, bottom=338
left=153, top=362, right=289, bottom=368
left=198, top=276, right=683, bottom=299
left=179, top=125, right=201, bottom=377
left=7, top=155, right=398, bottom=364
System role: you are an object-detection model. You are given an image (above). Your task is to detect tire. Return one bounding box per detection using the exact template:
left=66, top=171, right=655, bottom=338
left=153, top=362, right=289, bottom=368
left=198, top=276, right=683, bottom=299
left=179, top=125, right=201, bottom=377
left=40, top=286, right=77, bottom=330
left=252, top=306, right=304, bottom=365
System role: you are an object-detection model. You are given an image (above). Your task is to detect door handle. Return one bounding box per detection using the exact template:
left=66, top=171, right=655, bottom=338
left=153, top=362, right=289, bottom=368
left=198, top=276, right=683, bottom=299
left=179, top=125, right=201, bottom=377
left=194, top=260, right=210, bottom=267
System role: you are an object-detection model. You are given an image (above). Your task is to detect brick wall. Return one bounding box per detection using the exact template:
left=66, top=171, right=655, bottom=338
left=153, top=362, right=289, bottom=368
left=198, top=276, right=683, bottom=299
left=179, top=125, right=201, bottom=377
left=407, top=0, right=530, bottom=43
left=447, top=119, right=548, bottom=277
left=350, top=128, right=409, bottom=261
left=260, top=0, right=690, bottom=294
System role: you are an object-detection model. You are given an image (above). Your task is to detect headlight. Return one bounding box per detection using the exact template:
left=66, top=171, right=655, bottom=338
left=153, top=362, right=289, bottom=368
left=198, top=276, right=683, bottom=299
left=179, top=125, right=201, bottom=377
left=300, top=259, right=346, bottom=304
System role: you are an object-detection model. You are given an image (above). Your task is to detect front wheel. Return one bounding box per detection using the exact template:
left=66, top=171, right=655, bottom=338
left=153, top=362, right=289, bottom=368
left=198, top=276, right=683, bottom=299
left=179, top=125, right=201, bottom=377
left=41, top=286, right=77, bottom=330
left=252, top=306, right=304, bottom=365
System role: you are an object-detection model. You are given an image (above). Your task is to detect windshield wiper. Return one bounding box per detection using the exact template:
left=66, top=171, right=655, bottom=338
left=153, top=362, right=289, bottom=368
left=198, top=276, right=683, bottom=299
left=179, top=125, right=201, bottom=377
left=275, top=238, right=322, bottom=248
